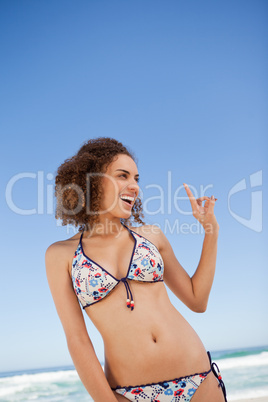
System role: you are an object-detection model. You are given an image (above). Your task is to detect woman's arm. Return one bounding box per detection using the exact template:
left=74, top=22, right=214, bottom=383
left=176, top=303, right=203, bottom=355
left=160, top=227, right=218, bottom=312
left=190, top=227, right=219, bottom=311
left=45, top=243, right=117, bottom=402
left=158, top=185, right=219, bottom=312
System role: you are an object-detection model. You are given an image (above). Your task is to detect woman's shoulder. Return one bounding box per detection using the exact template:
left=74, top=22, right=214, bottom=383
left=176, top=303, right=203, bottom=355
left=45, top=232, right=82, bottom=264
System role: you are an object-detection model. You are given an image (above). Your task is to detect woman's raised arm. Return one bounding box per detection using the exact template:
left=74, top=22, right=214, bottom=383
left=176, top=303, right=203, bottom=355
left=45, top=243, right=117, bottom=402
left=158, top=185, right=219, bottom=313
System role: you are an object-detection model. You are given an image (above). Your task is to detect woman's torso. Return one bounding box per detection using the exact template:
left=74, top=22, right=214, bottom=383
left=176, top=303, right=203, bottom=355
left=64, top=225, right=210, bottom=388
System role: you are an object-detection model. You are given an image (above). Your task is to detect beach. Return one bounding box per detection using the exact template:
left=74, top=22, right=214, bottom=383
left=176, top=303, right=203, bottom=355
left=235, top=399, right=268, bottom=402
left=0, top=346, right=267, bottom=401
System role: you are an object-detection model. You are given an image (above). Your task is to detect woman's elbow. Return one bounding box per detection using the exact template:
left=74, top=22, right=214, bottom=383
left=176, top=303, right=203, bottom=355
left=191, top=301, right=207, bottom=313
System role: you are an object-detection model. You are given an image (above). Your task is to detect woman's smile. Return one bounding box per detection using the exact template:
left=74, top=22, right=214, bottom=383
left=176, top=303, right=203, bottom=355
left=119, top=194, right=135, bottom=209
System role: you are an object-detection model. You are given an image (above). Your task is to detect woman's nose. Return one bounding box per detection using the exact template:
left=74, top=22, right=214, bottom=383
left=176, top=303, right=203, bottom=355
left=127, top=180, right=139, bottom=193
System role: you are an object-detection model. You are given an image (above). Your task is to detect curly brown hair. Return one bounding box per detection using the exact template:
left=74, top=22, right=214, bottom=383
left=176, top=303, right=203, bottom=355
left=55, top=137, right=144, bottom=232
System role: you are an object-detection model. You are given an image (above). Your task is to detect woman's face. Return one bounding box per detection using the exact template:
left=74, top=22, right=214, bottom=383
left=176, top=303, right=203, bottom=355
left=99, top=154, right=140, bottom=220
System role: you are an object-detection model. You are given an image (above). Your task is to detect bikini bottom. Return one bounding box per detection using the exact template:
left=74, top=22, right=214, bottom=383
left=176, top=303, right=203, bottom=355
left=111, top=351, right=227, bottom=401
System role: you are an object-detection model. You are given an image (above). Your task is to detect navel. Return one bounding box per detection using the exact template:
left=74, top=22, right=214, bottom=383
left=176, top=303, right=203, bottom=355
left=152, top=334, right=157, bottom=343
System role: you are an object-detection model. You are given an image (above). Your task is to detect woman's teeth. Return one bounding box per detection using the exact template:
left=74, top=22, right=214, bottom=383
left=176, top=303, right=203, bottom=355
left=120, top=195, right=134, bottom=204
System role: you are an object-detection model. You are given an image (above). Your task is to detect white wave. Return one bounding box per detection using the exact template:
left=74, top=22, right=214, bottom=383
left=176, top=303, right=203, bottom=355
left=0, top=384, right=29, bottom=397
left=0, top=370, right=79, bottom=398
left=215, top=351, right=268, bottom=370
left=0, top=369, right=78, bottom=384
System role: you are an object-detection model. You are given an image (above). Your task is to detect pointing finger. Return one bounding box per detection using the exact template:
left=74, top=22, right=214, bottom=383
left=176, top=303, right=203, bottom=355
left=183, top=183, right=197, bottom=210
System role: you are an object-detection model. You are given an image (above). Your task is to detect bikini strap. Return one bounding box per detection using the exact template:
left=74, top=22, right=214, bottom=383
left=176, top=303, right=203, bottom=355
left=79, top=229, right=84, bottom=244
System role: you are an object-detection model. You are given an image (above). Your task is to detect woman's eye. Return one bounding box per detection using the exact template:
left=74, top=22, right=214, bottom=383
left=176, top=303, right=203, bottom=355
left=118, top=174, right=139, bottom=183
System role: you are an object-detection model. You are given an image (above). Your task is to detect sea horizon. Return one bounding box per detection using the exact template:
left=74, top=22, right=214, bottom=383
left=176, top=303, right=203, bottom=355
left=1, top=343, right=266, bottom=377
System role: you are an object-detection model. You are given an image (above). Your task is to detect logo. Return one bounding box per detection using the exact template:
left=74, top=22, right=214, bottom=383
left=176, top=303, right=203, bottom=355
left=228, top=170, right=262, bottom=232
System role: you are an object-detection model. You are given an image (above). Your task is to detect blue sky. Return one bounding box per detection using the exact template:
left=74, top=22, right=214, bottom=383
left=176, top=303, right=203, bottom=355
left=0, top=0, right=267, bottom=372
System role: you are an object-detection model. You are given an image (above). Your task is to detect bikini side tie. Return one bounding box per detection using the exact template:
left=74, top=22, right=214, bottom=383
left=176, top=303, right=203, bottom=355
left=207, top=352, right=227, bottom=401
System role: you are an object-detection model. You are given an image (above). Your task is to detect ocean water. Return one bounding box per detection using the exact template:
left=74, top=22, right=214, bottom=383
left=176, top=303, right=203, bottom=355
left=0, top=345, right=267, bottom=401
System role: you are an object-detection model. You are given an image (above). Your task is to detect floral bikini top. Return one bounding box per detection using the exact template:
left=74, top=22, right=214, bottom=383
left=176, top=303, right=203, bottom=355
left=72, top=224, right=164, bottom=311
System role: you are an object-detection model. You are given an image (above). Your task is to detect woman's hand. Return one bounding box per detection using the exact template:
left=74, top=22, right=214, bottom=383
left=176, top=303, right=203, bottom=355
left=183, top=183, right=219, bottom=235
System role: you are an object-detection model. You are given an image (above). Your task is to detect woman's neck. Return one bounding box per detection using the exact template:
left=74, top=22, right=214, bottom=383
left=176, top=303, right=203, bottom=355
left=85, top=218, right=125, bottom=238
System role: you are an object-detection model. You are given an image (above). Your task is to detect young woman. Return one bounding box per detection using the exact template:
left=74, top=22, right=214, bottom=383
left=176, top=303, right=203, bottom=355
left=46, top=137, right=227, bottom=401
